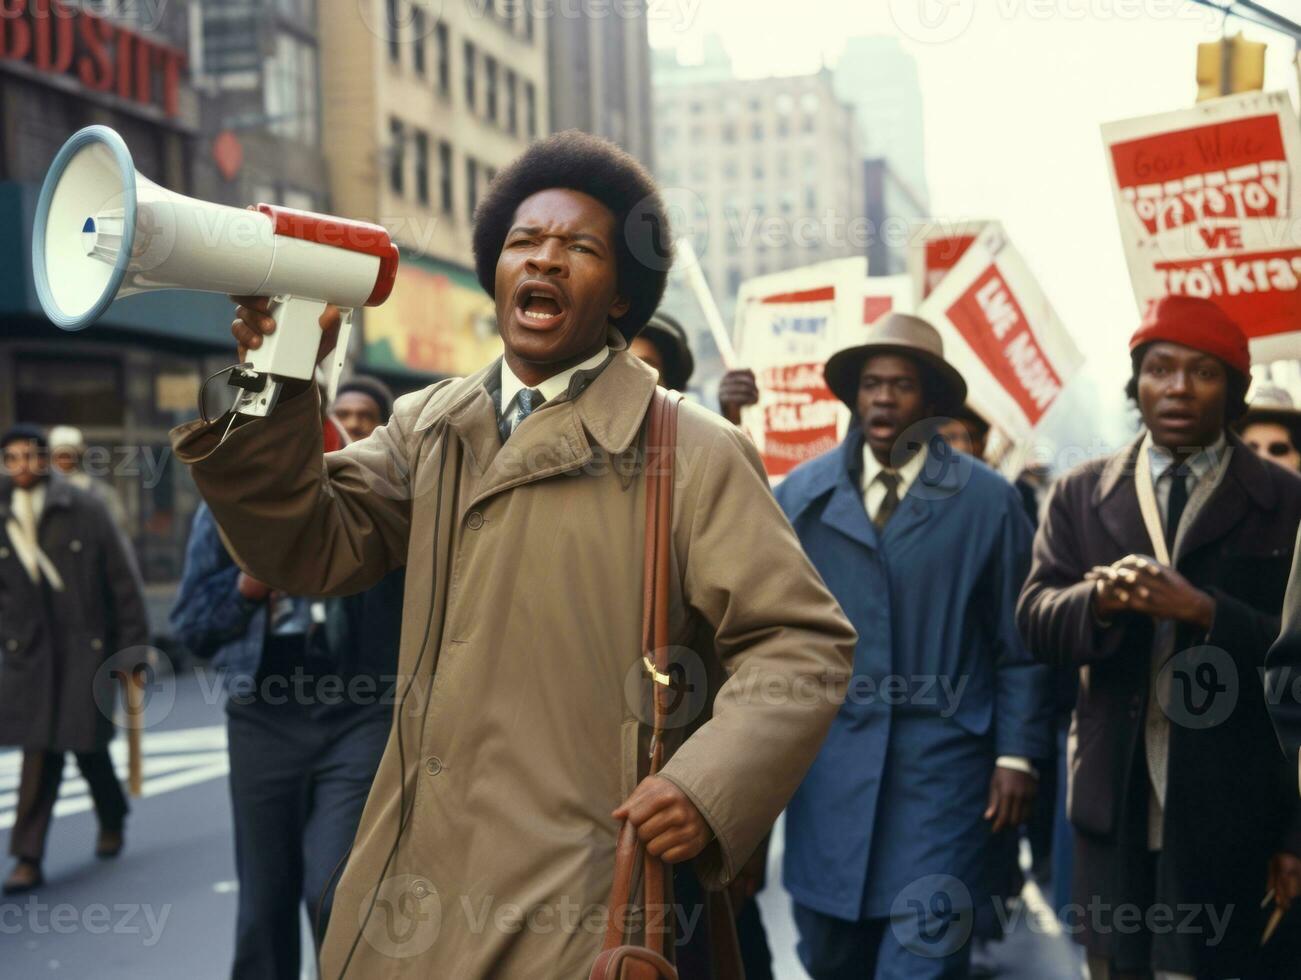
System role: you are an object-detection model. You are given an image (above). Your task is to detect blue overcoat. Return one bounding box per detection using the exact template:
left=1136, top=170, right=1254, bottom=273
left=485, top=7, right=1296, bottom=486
left=775, top=429, right=1053, bottom=922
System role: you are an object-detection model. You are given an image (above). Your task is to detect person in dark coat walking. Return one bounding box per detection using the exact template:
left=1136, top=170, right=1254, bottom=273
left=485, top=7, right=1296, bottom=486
left=0, top=424, right=149, bottom=894
left=1017, top=295, right=1301, bottom=979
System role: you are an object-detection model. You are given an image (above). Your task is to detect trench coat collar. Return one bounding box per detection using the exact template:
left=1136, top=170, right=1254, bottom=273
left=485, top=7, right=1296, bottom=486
left=412, top=338, right=657, bottom=509
left=412, top=327, right=648, bottom=452
left=1093, top=429, right=1273, bottom=563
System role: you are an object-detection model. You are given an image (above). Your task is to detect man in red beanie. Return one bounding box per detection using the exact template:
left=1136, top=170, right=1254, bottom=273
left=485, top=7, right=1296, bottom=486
left=1018, top=295, right=1301, bottom=979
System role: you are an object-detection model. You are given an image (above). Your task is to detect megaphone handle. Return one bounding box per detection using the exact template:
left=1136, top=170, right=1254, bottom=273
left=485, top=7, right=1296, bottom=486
left=328, top=308, right=355, bottom=405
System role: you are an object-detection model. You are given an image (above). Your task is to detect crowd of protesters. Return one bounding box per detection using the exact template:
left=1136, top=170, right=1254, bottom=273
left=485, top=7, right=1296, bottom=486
left=3, top=130, right=1301, bottom=980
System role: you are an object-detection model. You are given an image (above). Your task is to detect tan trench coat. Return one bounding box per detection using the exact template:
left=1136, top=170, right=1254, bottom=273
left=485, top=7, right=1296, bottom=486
left=172, top=340, right=855, bottom=978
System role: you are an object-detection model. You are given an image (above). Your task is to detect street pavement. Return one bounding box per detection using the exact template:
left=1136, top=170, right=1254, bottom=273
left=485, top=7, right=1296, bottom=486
left=2, top=670, right=1085, bottom=978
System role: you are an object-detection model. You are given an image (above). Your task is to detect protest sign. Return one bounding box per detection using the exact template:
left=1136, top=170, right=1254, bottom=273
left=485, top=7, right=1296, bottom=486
left=1102, top=91, right=1301, bottom=362
left=732, top=259, right=866, bottom=479
left=920, top=224, right=1084, bottom=439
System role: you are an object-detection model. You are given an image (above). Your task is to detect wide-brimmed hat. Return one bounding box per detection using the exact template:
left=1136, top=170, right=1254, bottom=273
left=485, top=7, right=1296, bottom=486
left=1236, top=384, right=1301, bottom=434
left=639, top=311, right=695, bottom=392
left=824, top=313, right=966, bottom=413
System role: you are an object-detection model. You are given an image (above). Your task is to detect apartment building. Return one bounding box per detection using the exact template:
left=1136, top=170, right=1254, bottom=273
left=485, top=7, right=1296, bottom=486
left=320, top=0, right=550, bottom=379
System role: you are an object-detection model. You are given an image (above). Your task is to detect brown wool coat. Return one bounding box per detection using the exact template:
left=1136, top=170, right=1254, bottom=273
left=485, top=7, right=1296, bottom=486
left=171, top=342, right=856, bottom=978
left=0, top=477, right=149, bottom=753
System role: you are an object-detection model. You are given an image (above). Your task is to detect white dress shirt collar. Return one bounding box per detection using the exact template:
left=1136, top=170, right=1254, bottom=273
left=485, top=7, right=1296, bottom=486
left=861, top=439, right=929, bottom=498
left=500, top=346, right=612, bottom=416
left=1145, top=430, right=1227, bottom=488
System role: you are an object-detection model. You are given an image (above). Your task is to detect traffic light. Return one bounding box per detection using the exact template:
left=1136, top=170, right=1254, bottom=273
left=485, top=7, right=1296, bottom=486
left=1197, top=34, right=1267, bottom=101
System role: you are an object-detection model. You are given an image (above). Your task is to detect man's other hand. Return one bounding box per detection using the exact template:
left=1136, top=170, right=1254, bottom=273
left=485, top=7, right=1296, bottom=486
left=718, top=369, right=759, bottom=426
left=613, top=776, right=714, bottom=864
left=985, top=766, right=1036, bottom=833
left=230, top=295, right=341, bottom=366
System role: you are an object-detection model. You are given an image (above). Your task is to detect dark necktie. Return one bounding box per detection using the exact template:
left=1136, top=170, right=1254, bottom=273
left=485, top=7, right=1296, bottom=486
left=498, top=387, right=543, bottom=443
left=874, top=470, right=901, bottom=531
left=1166, top=464, right=1190, bottom=543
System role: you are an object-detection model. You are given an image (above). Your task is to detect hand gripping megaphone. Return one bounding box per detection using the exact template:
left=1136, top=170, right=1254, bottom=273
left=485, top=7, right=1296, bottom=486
left=33, top=125, right=399, bottom=418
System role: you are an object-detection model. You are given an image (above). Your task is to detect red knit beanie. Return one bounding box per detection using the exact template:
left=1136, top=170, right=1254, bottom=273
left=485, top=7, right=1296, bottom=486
left=1129, top=295, right=1250, bottom=375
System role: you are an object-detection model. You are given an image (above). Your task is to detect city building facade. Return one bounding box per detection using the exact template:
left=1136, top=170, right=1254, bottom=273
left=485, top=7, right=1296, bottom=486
left=319, top=0, right=550, bottom=383
left=0, top=0, right=235, bottom=621
left=652, top=46, right=863, bottom=398
left=547, top=4, right=654, bottom=166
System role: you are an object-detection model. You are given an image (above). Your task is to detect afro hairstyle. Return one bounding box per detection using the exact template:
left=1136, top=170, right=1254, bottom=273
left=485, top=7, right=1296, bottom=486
left=471, top=130, right=670, bottom=341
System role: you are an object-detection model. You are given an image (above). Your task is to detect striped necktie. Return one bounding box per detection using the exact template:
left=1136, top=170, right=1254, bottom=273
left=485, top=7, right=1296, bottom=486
left=499, top=387, right=543, bottom=443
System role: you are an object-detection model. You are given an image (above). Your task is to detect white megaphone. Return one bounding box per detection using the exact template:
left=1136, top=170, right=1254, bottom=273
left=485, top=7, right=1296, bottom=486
left=33, top=125, right=399, bottom=419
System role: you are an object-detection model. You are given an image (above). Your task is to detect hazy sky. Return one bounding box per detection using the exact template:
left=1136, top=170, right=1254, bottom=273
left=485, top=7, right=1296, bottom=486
left=648, top=0, right=1301, bottom=449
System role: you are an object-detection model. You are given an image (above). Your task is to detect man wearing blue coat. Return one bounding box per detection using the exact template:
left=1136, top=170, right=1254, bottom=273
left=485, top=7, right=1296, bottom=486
left=774, top=313, right=1054, bottom=979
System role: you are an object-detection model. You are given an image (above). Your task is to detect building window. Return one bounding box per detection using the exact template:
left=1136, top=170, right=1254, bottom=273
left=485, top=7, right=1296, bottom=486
left=751, top=122, right=763, bottom=140
left=720, top=123, right=736, bottom=143
left=505, top=68, right=517, bottom=134
left=464, top=40, right=476, bottom=110
left=436, top=21, right=450, bottom=95
left=411, top=7, right=426, bottom=75
left=524, top=81, right=536, bottom=138
left=485, top=55, right=498, bottom=124
left=439, top=140, right=453, bottom=214
left=414, top=130, right=430, bottom=205
left=389, top=117, right=405, bottom=195
left=467, top=156, right=479, bottom=221
left=776, top=120, right=788, bottom=139
left=752, top=159, right=764, bottom=180
left=387, top=0, right=401, bottom=63
left=523, top=5, right=534, bottom=41
left=266, top=32, right=319, bottom=145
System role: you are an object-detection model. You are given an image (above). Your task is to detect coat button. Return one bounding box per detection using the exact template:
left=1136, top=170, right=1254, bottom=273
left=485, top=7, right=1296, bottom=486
left=5, top=640, right=16, bottom=652
left=90, top=638, right=103, bottom=651
left=425, top=757, right=443, bottom=776
left=69, top=540, right=82, bottom=552
left=0, top=547, right=9, bottom=559
left=412, top=879, right=431, bottom=899
left=466, top=512, right=484, bottom=530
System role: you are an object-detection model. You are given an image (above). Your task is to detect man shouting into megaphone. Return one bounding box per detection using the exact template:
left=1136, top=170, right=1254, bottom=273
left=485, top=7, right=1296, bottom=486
left=171, top=131, right=855, bottom=979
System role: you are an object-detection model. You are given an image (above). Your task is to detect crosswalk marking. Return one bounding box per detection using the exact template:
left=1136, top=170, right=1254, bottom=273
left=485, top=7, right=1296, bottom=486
left=0, top=725, right=229, bottom=830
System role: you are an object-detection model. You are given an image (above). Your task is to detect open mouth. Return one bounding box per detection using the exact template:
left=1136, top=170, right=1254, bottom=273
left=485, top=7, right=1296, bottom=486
left=867, top=416, right=898, bottom=438
left=1158, top=410, right=1196, bottom=428
left=514, top=281, right=567, bottom=329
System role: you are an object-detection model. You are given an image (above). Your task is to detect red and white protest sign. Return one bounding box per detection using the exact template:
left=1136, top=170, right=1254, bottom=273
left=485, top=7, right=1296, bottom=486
left=1102, top=91, right=1301, bottom=362
left=920, top=225, right=1084, bottom=439
left=908, top=220, right=999, bottom=304
left=858, top=275, right=915, bottom=328
left=732, top=259, right=866, bottom=479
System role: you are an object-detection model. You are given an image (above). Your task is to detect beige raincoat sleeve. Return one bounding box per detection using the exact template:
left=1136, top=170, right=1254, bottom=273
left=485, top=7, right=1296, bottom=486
left=171, top=382, right=445, bottom=596
left=659, top=416, right=857, bottom=888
